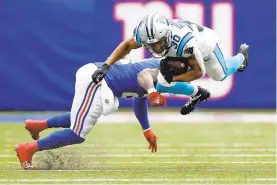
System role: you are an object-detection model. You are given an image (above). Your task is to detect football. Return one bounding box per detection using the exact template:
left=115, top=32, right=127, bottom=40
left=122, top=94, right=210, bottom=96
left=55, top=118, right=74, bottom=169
left=161, top=57, right=189, bottom=76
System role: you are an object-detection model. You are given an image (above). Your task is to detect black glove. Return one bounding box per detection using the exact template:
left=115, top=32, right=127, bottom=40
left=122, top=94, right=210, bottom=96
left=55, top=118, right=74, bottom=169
left=163, top=70, right=174, bottom=83
left=91, top=63, right=110, bottom=84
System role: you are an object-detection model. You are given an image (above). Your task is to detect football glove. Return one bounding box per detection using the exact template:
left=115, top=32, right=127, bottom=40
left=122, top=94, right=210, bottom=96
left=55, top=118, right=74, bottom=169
left=91, top=63, right=110, bottom=84
left=143, top=129, right=157, bottom=153
left=148, top=92, right=167, bottom=107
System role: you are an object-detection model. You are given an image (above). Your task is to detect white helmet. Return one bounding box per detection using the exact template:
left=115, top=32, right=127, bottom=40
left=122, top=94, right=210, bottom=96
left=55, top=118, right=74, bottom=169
left=139, top=13, right=172, bottom=58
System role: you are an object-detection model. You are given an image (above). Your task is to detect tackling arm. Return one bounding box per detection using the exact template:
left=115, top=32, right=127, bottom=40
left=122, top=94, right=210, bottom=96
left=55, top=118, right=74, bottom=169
left=137, top=68, right=167, bottom=107
left=137, top=68, right=159, bottom=93
left=91, top=23, right=142, bottom=84
left=91, top=37, right=141, bottom=84
left=133, top=97, right=157, bottom=153
left=133, top=97, right=150, bottom=131
left=106, top=37, right=141, bottom=66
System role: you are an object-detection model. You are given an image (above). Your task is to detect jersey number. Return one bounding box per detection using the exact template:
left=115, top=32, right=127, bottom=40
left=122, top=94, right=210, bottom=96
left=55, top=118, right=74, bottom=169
left=171, top=35, right=181, bottom=49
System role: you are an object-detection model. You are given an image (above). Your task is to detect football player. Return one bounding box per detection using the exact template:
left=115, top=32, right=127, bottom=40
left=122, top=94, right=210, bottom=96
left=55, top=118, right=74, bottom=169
left=15, top=58, right=184, bottom=170
left=91, top=13, right=249, bottom=115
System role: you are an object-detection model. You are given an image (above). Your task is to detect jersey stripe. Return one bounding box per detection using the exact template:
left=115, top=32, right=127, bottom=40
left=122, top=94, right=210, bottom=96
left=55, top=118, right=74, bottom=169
left=213, top=44, right=228, bottom=73
left=176, top=32, right=193, bottom=56
left=74, top=83, right=97, bottom=135
left=77, top=84, right=101, bottom=136
left=72, top=81, right=94, bottom=132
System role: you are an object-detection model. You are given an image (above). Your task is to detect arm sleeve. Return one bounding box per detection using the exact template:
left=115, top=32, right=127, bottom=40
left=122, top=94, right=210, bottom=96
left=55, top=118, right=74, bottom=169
left=133, top=22, right=142, bottom=47
left=133, top=97, right=150, bottom=131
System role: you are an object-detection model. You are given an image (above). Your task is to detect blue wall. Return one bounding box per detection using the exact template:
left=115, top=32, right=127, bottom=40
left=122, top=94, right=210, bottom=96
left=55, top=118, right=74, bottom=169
left=0, top=0, right=275, bottom=110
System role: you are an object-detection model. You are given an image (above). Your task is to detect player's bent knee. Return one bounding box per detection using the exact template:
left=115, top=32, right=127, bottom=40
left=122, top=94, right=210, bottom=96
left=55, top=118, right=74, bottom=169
left=209, top=68, right=225, bottom=81
left=74, top=134, right=85, bottom=144
left=68, top=128, right=86, bottom=144
left=76, top=137, right=85, bottom=144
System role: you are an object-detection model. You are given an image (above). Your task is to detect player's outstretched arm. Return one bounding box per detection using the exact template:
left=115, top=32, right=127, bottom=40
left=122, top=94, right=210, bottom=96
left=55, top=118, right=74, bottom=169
left=133, top=97, right=157, bottom=153
left=91, top=37, right=141, bottom=84
left=137, top=68, right=167, bottom=107
left=106, top=37, right=141, bottom=66
left=137, top=68, right=159, bottom=93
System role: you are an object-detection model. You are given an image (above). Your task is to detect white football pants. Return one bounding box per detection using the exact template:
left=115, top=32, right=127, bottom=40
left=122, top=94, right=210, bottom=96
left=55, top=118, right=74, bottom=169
left=70, top=63, right=103, bottom=139
left=203, top=43, right=229, bottom=81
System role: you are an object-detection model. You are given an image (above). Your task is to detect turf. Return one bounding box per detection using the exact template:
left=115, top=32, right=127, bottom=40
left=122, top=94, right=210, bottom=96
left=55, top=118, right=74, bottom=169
left=0, top=122, right=276, bottom=184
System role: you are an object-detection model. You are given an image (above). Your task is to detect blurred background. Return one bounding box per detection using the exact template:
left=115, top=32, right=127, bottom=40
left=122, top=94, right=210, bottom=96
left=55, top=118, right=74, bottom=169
left=0, top=0, right=275, bottom=118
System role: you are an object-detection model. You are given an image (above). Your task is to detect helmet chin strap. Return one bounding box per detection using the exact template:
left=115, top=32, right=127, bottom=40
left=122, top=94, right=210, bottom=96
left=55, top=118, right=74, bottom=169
left=146, top=37, right=170, bottom=58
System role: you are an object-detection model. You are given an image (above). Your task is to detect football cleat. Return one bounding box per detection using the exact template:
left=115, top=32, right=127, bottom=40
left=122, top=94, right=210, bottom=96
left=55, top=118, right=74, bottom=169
left=237, top=43, right=249, bottom=72
left=180, top=86, right=211, bottom=115
left=25, top=119, right=47, bottom=140
left=15, top=143, right=34, bottom=170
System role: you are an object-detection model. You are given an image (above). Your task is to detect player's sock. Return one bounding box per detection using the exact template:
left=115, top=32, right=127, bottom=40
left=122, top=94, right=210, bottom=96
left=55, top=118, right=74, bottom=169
left=47, top=112, right=71, bottom=128
left=26, top=141, right=39, bottom=153
left=221, top=53, right=244, bottom=80
left=37, top=129, right=84, bottom=151
left=156, top=82, right=198, bottom=96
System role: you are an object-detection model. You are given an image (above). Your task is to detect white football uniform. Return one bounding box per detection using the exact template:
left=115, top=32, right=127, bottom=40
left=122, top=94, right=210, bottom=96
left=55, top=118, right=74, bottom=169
left=134, top=19, right=229, bottom=83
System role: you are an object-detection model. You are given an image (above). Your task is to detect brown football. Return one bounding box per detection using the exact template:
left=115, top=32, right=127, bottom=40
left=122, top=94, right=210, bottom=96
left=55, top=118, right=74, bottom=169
left=165, top=58, right=189, bottom=75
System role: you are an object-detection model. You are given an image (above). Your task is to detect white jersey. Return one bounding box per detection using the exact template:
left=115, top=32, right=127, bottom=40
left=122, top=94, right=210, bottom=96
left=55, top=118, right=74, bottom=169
left=133, top=18, right=231, bottom=83
left=133, top=19, right=218, bottom=59
left=166, top=19, right=218, bottom=59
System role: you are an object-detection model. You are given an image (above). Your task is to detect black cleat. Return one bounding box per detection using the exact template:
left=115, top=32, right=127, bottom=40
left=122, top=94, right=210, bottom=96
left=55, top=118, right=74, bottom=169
left=180, top=87, right=211, bottom=115
left=237, top=43, right=249, bottom=72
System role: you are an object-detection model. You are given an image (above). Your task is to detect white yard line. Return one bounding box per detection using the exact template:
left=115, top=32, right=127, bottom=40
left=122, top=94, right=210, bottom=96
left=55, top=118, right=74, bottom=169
left=77, top=143, right=276, bottom=147
left=1, top=112, right=275, bottom=123
left=2, top=161, right=276, bottom=164
left=97, top=112, right=276, bottom=123
left=0, top=169, right=274, bottom=172
left=0, top=178, right=275, bottom=182
left=61, top=148, right=276, bottom=152
left=1, top=154, right=275, bottom=158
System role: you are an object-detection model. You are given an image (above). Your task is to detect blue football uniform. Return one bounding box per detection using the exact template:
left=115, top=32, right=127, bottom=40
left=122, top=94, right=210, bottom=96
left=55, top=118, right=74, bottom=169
left=94, top=58, right=160, bottom=98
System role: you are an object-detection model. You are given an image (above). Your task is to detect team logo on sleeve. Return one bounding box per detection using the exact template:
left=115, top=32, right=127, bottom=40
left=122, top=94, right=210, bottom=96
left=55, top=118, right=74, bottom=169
left=184, top=46, right=193, bottom=55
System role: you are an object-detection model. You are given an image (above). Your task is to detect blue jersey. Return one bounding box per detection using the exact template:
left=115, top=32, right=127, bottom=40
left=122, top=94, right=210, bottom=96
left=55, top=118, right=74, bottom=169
left=94, top=59, right=160, bottom=98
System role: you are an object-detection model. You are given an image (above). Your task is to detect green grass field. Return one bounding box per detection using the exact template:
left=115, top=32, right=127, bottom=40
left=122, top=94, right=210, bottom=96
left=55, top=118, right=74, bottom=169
left=0, top=122, right=276, bottom=184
